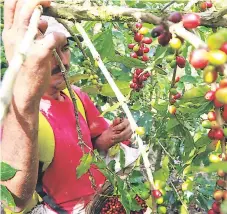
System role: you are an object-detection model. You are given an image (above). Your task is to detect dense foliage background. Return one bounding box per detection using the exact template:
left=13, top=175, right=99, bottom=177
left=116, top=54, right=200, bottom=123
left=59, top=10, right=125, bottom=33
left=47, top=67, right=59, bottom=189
left=1, top=0, right=227, bottom=213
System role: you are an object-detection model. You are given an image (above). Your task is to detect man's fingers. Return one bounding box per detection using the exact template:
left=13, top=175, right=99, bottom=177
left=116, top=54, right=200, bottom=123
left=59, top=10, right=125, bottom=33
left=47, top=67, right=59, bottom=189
left=112, top=117, right=121, bottom=127
left=113, top=119, right=129, bottom=132
left=4, top=0, right=18, bottom=30
left=41, top=32, right=67, bottom=51
left=112, top=126, right=132, bottom=142
left=14, top=0, right=51, bottom=28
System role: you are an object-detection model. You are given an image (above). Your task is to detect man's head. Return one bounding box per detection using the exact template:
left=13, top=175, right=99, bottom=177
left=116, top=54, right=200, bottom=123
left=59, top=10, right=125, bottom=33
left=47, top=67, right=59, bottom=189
left=41, top=16, right=82, bottom=91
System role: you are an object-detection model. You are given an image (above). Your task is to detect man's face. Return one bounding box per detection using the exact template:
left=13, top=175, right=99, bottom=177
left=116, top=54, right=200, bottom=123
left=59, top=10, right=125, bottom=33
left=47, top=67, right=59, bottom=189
left=49, top=38, right=71, bottom=91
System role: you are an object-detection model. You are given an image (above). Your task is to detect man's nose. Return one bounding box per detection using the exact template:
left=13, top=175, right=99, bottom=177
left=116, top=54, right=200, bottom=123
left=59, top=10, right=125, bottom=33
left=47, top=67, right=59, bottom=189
left=56, top=51, right=68, bottom=68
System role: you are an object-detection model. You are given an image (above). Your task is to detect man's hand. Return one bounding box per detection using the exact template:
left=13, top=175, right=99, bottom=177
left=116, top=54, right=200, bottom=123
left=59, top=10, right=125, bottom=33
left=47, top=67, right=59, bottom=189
left=93, top=117, right=133, bottom=151
left=110, top=117, right=133, bottom=144
left=2, top=0, right=66, bottom=103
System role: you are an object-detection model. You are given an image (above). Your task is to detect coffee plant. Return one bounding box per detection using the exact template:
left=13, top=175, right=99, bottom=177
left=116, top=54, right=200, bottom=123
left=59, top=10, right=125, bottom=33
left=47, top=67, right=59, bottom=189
left=1, top=0, right=227, bottom=213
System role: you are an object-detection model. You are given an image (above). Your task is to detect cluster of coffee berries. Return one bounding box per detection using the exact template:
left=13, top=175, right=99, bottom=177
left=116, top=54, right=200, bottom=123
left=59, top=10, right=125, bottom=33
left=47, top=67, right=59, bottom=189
left=131, top=195, right=147, bottom=214
left=100, top=195, right=148, bottom=214
left=130, top=68, right=151, bottom=91
left=151, top=12, right=200, bottom=47
left=168, top=76, right=181, bottom=115
left=82, top=58, right=101, bottom=87
left=202, top=109, right=227, bottom=141
left=128, top=23, right=152, bottom=61
left=190, top=29, right=227, bottom=86
left=151, top=189, right=167, bottom=214
left=101, top=196, right=126, bottom=214
left=166, top=54, right=186, bottom=69
left=208, top=170, right=227, bottom=214
left=197, top=1, right=213, bottom=12
left=151, top=180, right=167, bottom=214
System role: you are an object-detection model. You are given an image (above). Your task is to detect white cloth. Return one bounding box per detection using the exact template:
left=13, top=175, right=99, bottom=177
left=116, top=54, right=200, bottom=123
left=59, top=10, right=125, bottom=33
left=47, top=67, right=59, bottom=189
left=105, top=143, right=141, bottom=172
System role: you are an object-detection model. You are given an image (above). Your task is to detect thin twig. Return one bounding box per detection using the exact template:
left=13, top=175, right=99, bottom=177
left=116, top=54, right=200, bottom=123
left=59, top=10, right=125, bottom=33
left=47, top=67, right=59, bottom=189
left=170, top=181, right=188, bottom=212
left=161, top=0, right=175, bottom=12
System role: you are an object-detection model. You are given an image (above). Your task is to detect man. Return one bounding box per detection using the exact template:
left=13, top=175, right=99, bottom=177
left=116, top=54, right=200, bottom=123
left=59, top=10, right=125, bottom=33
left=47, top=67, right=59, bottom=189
left=1, top=0, right=132, bottom=213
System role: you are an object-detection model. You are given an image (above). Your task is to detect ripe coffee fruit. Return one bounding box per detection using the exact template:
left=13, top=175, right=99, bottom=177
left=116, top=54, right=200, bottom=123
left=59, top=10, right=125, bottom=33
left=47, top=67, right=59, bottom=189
left=205, top=90, right=215, bottom=101
left=134, top=33, right=143, bottom=42
left=151, top=25, right=164, bottom=38
left=142, top=55, right=149, bottom=61
left=214, top=129, right=224, bottom=140
left=168, top=12, right=182, bottom=23
left=207, top=209, right=216, bottom=214
left=206, top=1, right=213, bottom=8
left=190, top=49, right=209, bottom=69
left=152, top=190, right=162, bottom=199
left=212, top=201, right=220, bottom=213
left=216, top=179, right=225, bottom=188
left=135, top=23, right=142, bottom=29
left=130, top=52, right=138, bottom=58
left=220, top=42, right=227, bottom=54
left=158, top=32, right=172, bottom=46
left=142, top=37, right=152, bottom=44
left=176, top=56, right=186, bottom=68
left=213, top=98, right=224, bottom=108
left=128, top=44, right=135, bottom=49
left=183, top=14, right=201, bottom=29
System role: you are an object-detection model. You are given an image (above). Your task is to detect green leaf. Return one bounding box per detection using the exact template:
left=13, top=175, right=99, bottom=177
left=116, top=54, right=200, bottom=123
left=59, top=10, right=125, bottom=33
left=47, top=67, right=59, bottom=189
left=81, top=85, right=99, bottom=95
left=76, top=153, right=93, bottom=179
left=101, top=102, right=121, bottom=116
left=100, top=81, right=131, bottom=97
left=152, top=101, right=168, bottom=115
left=93, top=28, right=115, bottom=59
left=108, top=160, right=116, bottom=172
left=69, top=74, right=89, bottom=84
left=182, top=85, right=210, bottom=100
left=1, top=162, right=17, bottom=181
left=195, top=136, right=210, bottom=148
left=107, top=55, right=146, bottom=69
left=166, top=118, right=179, bottom=131
left=131, top=101, right=142, bottom=111
left=202, top=162, right=227, bottom=173
left=180, top=75, right=197, bottom=84
left=0, top=185, right=16, bottom=207
left=154, top=65, right=167, bottom=75
left=154, top=46, right=168, bottom=61
left=185, top=62, right=192, bottom=75
left=120, top=148, right=125, bottom=169
left=128, top=170, right=144, bottom=184
left=154, top=156, right=169, bottom=182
